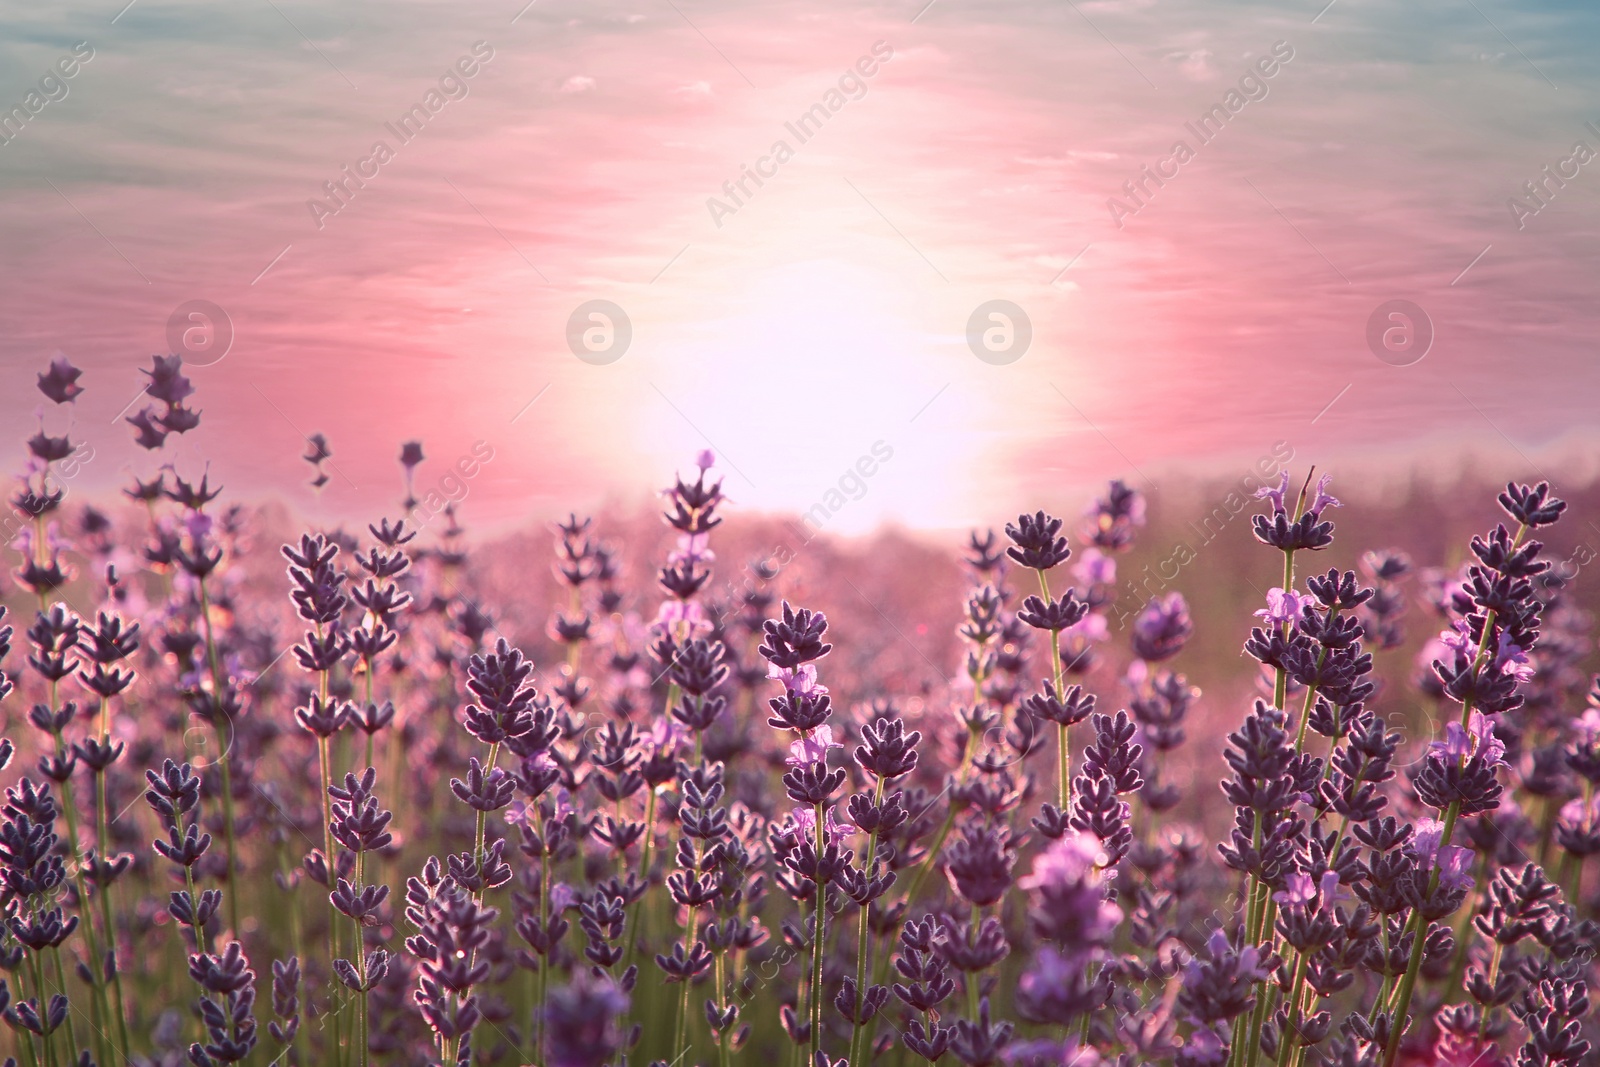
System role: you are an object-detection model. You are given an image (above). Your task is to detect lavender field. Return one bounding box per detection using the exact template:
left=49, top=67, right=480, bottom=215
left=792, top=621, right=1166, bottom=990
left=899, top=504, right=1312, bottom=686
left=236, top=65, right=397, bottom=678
left=0, top=353, right=1596, bottom=1067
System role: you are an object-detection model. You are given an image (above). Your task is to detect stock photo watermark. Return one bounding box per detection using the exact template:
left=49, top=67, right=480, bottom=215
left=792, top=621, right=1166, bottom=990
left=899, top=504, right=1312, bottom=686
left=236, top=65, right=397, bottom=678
left=0, top=41, right=95, bottom=147
left=1365, top=299, right=1432, bottom=366
left=166, top=299, right=234, bottom=368
left=408, top=440, right=496, bottom=529
left=795, top=440, right=896, bottom=542
left=1107, top=40, right=1296, bottom=229
left=307, top=41, right=496, bottom=230
left=966, top=300, right=1031, bottom=365
left=0, top=442, right=94, bottom=549
left=1506, top=119, right=1600, bottom=231
left=566, top=299, right=632, bottom=364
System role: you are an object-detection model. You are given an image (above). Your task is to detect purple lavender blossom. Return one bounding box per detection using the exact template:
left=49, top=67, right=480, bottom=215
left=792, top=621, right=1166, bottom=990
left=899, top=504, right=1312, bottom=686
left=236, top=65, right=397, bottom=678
left=543, top=971, right=631, bottom=1067
left=787, top=724, right=843, bottom=766
left=36, top=357, right=84, bottom=404
left=1002, top=1036, right=1101, bottom=1067
left=4, top=346, right=1596, bottom=1067
left=1427, top=710, right=1507, bottom=769
left=1071, top=548, right=1115, bottom=588
left=1130, top=592, right=1192, bottom=662
left=1017, top=832, right=1120, bottom=949
left=1253, top=586, right=1309, bottom=626
left=1254, top=471, right=1292, bottom=514
left=790, top=804, right=855, bottom=846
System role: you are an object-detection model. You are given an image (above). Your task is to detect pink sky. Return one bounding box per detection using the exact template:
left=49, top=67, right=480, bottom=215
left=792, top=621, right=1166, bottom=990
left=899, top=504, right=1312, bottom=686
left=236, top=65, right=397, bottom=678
left=2, top=0, right=1598, bottom=533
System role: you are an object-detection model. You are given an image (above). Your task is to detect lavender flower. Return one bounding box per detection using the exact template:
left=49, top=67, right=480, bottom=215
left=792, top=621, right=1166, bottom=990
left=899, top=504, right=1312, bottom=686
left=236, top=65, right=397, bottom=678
left=1131, top=593, right=1192, bottom=662
left=186, top=941, right=259, bottom=1066
left=1252, top=471, right=1338, bottom=551
left=36, top=357, right=84, bottom=404
left=543, top=971, right=631, bottom=1067
left=126, top=354, right=201, bottom=448
left=405, top=860, right=496, bottom=1062
left=943, top=823, right=1015, bottom=907
left=1005, top=512, right=1071, bottom=571
left=5, top=342, right=1599, bottom=1067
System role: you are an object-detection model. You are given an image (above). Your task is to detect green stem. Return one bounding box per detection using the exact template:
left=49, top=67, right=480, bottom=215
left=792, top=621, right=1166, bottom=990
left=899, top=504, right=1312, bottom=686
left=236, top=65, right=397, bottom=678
left=847, top=781, right=887, bottom=1067
left=808, top=803, right=826, bottom=1062
left=1293, top=647, right=1332, bottom=754
left=1243, top=902, right=1275, bottom=1067
left=1269, top=546, right=1296, bottom=710
left=51, top=750, right=108, bottom=1066
left=352, top=848, right=370, bottom=1067
left=1474, top=941, right=1504, bottom=1041
left=964, top=906, right=982, bottom=1022
left=1381, top=802, right=1459, bottom=1067
left=94, top=697, right=134, bottom=1063
left=471, top=740, right=503, bottom=880
left=893, top=716, right=982, bottom=935
left=1274, top=947, right=1311, bottom=1067
left=1441, top=850, right=1492, bottom=1004
left=1036, top=569, right=1070, bottom=810
left=47, top=947, right=80, bottom=1067
left=31, top=951, right=57, bottom=1067
left=1227, top=546, right=1298, bottom=1067
left=1383, top=526, right=1525, bottom=1066
left=678, top=839, right=704, bottom=1064
left=875, top=752, right=975, bottom=992
left=897, top=813, right=954, bottom=920
left=715, top=949, right=732, bottom=1067
left=197, top=575, right=242, bottom=941
left=1559, top=780, right=1593, bottom=904
left=1369, top=919, right=1393, bottom=1025
left=315, top=721, right=343, bottom=1066
left=622, top=785, right=658, bottom=979
left=537, top=849, right=550, bottom=1063
left=623, top=676, right=681, bottom=1043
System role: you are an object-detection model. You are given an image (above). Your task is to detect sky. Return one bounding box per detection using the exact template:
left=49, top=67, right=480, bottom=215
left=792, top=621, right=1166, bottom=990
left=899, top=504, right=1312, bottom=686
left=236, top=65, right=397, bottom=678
left=1, top=0, right=1598, bottom=535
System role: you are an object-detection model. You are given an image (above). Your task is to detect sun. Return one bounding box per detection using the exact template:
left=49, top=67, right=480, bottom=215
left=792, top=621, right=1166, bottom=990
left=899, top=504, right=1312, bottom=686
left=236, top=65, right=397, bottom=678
left=638, top=256, right=983, bottom=532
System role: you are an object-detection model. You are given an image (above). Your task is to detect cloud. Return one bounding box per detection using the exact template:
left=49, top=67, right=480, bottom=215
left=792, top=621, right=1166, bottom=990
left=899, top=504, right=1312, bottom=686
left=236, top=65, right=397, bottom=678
left=0, top=0, right=1596, bottom=528
left=1166, top=48, right=1214, bottom=81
